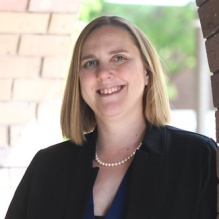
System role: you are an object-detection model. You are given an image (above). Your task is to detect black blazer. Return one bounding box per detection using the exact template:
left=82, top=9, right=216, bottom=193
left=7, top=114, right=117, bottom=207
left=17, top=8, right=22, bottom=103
left=5, top=125, right=218, bottom=219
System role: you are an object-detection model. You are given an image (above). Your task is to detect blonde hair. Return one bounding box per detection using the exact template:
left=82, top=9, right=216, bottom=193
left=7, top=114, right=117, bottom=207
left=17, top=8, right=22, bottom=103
left=61, top=16, right=170, bottom=145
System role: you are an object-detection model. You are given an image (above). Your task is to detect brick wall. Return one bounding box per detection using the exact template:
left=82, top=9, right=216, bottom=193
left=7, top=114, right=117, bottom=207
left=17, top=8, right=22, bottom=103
left=0, top=0, right=82, bottom=217
left=196, top=0, right=219, bottom=218
left=197, top=0, right=219, bottom=141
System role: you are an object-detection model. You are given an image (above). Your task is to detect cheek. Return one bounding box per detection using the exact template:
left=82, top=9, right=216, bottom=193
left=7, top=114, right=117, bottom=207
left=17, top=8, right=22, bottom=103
left=79, top=73, right=90, bottom=88
left=126, top=66, right=146, bottom=84
left=79, top=75, right=87, bottom=98
left=79, top=73, right=94, bottom=98
left=79, top=70, right=95, bottom=83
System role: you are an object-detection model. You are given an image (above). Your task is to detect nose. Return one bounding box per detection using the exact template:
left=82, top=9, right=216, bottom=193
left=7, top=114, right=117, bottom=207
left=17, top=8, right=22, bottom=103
left=96, top=63, right=113, bottom=81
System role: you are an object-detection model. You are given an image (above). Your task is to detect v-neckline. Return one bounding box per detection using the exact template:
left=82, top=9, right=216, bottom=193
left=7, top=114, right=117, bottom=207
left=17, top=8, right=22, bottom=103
left=84, top=161, right=130, bottom=219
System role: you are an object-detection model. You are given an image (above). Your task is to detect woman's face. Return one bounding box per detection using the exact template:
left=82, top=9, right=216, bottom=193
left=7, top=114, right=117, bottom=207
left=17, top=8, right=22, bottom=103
left=79, top=25, right=149, bottom=120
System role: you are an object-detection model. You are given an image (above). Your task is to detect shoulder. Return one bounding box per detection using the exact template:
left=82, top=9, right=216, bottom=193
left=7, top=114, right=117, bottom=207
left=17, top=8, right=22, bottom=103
left=35, top=140, right=81, bottom=161
left=164, top=125, right=217, bottom=153
left=145, top=124, right=217, bottom=155
left=39, top=130, right=96, bottom=155
left=165, top=125, right=215, bottom=144
left=27, top=141, right=81, bottom=175
left=39, top=140, right=82, bottom=156
left=32, top=131, right=96, bottom=168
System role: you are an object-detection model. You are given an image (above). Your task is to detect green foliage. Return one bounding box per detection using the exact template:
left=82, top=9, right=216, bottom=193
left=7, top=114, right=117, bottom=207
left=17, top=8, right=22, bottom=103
left=79, top=0, right=103, bottom=22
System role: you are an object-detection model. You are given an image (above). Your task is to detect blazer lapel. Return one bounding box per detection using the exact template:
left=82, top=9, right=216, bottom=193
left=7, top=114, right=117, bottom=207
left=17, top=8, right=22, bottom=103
left=64, top=166, right=99, bottom=219
left=126, top=125, right=166, bottom=219
left=64, top=131, right=99, bottom=219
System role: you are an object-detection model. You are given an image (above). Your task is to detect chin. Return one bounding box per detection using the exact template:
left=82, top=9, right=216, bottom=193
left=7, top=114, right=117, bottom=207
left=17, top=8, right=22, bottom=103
left=102, top=110, right=122, bottom=118
left=97, top=107, right=123, bottom=119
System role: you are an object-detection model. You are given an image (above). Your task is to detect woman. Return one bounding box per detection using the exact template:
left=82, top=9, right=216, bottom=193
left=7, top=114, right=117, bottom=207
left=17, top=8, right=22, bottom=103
left=5, top=16, right=217, bottom=219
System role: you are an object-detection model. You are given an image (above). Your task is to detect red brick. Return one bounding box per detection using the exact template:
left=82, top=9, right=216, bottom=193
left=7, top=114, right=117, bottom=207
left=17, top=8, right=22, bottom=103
left=19, top=35, right=73, bottom=56
left=37, top=102, right=61, bottom=124
left=10, top=125, right=37, bottom=149
left=217, top=157, right=219, bottom=210
left=198, top=0, right=219, bottom=38
left=218, top=184, right=219, bottom=212
left=9, top=168, right=26, bottom=187
left=211, top=73, right=219, bottom=108
left=0, top=146, right=35, bottom=167
left=48, top=13, right=77, bottom=34
left=0, top=35, right=19, bottom=55
left=217, top=147, right=219, bottom=178
left=13, top=79, right=66, bottom=101
left=0, top=56, right=41, bottom=78
left=29, top=0, right=82, bottom=13
left=0, top=168, right=10, bottom=187
left=216, top=111, right=219, bottom=124
left=0, top=79, right=12, bottom=100
left=0, top=0, right=28, bottom=11
left=42, top=57, right=69, bottom=78
left=10, top=124, right=63, bottom=149
left=0, top=102, right=36, bottom=125
left=206, top=33, right=219, bottom=73
left=216, top=133, right=219, bottom=144
left=216, top=183, right=219, bottom=212
left=216, top=111, right=219, bottom=143
left=0, top=126, right=8, bottom=147
left=0, top=12, right=49, bottom=34
left=196, top=0, right=208, bottom=7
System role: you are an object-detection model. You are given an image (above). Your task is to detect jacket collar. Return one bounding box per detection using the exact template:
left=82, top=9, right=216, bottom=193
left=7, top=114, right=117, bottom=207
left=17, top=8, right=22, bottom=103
left=126, top=124, right=167, bottom=218
left=84, top=123, right=167, bottom=156
left=64, top=129, right=98, bottom=218
left=76, top=124, right=167, bottom=219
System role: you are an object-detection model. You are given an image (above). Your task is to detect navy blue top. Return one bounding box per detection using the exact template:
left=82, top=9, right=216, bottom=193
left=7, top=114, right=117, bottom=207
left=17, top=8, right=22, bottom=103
left=84, top=166, right=129, bottom=219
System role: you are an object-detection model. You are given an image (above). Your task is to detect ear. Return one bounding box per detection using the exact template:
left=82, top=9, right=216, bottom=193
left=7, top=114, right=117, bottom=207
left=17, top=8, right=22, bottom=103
left=144, top=70, right=149, bottom=86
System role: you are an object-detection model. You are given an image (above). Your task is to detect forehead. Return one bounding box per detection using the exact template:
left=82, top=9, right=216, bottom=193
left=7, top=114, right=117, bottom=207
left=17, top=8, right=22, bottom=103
left=88, top=25, right=131, bottom=37
left=81, top=25, right=136, bottom=52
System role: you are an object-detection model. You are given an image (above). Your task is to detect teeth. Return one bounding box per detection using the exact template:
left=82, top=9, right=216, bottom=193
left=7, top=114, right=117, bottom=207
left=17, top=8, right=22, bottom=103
left=99, top=86, right=122, bottom=94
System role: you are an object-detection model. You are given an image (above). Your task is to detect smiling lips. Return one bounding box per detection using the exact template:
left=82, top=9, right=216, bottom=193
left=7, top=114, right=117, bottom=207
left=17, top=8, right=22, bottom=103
left=97, top=85, right=124, bottom=95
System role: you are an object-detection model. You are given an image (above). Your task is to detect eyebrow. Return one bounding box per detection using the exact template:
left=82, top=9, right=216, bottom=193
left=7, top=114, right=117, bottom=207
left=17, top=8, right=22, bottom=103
left=81, top=54, right=96, bottom=62
left=81, top=49, right=129, bottom=62
left=109, top=49, right=129, bottom=55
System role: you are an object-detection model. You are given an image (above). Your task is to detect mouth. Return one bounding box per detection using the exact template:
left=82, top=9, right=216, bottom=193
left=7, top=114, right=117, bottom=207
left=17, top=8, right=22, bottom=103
left=97, top=85, right=125, bottom=95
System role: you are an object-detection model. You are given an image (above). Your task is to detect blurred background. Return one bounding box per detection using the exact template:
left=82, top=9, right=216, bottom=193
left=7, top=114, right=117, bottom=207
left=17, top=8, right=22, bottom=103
left=0, top=0, right=216, bottom=217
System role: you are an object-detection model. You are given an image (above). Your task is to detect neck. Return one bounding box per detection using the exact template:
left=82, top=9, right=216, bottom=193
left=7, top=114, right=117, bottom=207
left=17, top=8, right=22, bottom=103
left=95, top=113, right=147, bottom=154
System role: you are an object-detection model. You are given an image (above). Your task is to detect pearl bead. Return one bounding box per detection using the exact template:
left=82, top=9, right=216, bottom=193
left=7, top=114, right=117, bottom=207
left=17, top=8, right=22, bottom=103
left=95, top=142, right=142, bottom=167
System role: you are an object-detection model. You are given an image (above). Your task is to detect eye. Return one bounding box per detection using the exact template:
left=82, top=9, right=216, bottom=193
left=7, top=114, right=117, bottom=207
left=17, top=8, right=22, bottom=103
left=113, top=55, right=126, bottom=62
left=83, top=60, right=97, bottom=68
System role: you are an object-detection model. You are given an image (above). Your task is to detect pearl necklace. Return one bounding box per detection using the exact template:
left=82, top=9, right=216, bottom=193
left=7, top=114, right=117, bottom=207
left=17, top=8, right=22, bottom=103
left=95, top=142, right=142, bottom=167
